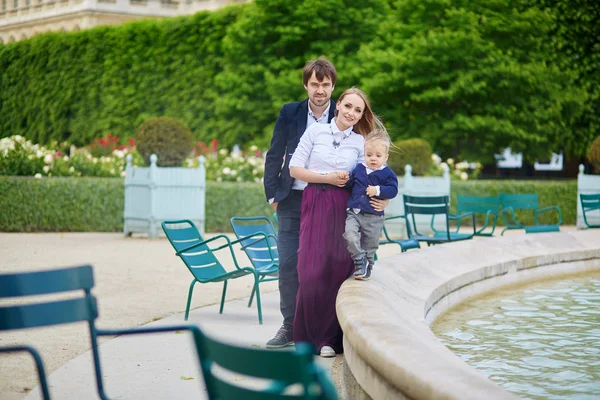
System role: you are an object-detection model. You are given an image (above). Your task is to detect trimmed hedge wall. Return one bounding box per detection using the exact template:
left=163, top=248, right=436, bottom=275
left=0, top=177, right=577, bottom=233
left=0, top=176, right=271, bottom=233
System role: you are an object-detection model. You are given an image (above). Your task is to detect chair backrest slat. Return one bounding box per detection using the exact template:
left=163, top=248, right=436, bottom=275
left=580, top=193, right=600, bottom=210
left=457, top=195, right=500, bottom=214
left=0, top=265, right=94, bottom=298
left=500, top=193, right=539, bottom=210
left=198, top=338, right=333, bottom=400
left=230, top=217, right=279, bottom=270
left=0, top=297, right=98, bottom=331
left=162, top=220, right=228, bottom=280
left=203, top=336, right=312, bottom=381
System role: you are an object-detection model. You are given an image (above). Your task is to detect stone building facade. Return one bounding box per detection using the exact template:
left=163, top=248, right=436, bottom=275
left=0, top=0, right=246, bottom=44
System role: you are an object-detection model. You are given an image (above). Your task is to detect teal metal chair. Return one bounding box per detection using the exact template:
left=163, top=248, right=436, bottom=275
left=499, top=193, right=562, bottom=235
left=379, top=215, right=421, bottom=252
left=403, top=194, right=476, bottom=246
left=197, top=338, right=337, bottom=400
left=580, top=193, right=600, bottom=228
left=162, top=219, right=268, bottom=324
left=229, top=216, right=279, bottom=308
left=0, top=265, right=203, bottom=400
left=456, top=195, right=500, bottom=236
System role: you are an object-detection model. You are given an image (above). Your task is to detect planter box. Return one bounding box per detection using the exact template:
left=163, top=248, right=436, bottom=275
left=577, top=164, right=600, bottom=229
left=385, top=164, right=451, bottom=238
left=124, top=154, right=206, bottom=238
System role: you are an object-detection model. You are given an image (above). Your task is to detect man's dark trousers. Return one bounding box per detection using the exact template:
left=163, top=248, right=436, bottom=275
left=276, top=189, right=302, bottom=328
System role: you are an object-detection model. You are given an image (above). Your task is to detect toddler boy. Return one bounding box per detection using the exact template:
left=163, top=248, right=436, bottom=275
left=342, top=129, right=398, bottom=280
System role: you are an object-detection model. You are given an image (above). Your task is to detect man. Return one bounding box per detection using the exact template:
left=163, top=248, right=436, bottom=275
left=263, top=57, right=337, bottom=348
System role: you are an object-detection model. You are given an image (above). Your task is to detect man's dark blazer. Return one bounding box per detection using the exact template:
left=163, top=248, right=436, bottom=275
left=264, top=98, right=336, bottom=203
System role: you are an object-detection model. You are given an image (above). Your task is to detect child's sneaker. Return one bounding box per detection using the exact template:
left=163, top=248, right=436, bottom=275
left=355, top=263, right=373, bottom=281
left=353, top=258, right=366, bottom=280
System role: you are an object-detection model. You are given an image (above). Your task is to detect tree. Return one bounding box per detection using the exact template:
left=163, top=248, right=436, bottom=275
left=358, top=0, right=587, bottom=163
left=207, top=0, right=390, bottom=148
left=534, top=0, right=600, bottom=157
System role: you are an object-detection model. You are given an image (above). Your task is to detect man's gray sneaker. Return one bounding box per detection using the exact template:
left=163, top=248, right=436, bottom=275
left=266, top=325, right=294, bottom=349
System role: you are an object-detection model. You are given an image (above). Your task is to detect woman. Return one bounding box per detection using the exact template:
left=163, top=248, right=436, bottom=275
left=289, top=87, right=385, bottom=357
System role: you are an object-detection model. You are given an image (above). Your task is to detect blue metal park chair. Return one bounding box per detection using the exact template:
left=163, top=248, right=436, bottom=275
left=230, top=216, right=279, bottom=308
left=0, top=264, right=337, bottom=399
left=403, top=194, right=476, bottom=246
left=456, top=195, right=501, bottom=236
left=580, top=193, right=600, bottom=228
left=499, top=193, right=562, bottom=235
left=197, top=338, right=337, bottom=400
left=0, top=265, right=203, bottom=400
left=379, top=214, right=421, bottom=253
left=162, top=219, right=271, bottom=324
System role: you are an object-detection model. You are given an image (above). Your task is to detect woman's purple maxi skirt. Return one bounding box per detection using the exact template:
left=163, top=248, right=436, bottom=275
left=293, top=184, right=354, bottom=354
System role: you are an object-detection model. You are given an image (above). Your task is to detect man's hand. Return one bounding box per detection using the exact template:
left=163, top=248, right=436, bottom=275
left=370, top=198, right=390, bottom=212
left=328, top=171, right=349, bottom=187
left=271, top=201, right=279, bottom=211
left=366, top=186, right=378, bottom=197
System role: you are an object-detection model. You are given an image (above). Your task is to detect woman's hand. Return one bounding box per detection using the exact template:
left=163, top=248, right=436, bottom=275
left=370, top=198, right=390, bottom=212
left=328, top=171, right=349, bottom=187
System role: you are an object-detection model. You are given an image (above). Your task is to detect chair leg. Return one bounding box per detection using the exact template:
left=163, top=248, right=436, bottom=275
left=219, top=281, right=228, bottom=314
left=0, top=346, right=51, bottom=400
left=88, top=324, right=110, bottom=400
left=248, top=284, right=256, bottom=308
left=501, top=228, right=507, bottom=236
left=185, top=280, right=197, bottom=321
left=253, top=274, right=263, bottom=325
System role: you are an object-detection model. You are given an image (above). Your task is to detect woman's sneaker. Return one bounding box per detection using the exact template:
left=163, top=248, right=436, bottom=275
left=320, top=345, right=336, bottom=358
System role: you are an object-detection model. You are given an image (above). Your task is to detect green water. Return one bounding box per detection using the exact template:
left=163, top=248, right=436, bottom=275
left=433, top=272, right=600, bottom=400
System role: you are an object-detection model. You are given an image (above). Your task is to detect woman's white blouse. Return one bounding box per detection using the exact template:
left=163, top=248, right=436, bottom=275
left=289, top=119, right=365, bottom=175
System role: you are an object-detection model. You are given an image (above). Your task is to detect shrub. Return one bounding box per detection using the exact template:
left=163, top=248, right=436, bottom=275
left=387, top=138, right=433, bottom=176
left=136, top=117, right=194, bottom=167
left=587, top=136, right=600, bottom=173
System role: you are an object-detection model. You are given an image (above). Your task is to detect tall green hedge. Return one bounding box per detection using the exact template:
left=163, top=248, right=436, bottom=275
left=0, top=0, right=390, bottom=148
left=0, top=177, right=271, bottom=232
left=0, top=177, right=579, bottom=233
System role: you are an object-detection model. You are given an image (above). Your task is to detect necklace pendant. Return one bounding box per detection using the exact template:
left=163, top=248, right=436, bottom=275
left=332, top=140, right=340, bottom=149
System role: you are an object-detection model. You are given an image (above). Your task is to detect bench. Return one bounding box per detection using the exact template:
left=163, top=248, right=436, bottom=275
left=580, top=193, right=600, bottom=228
left=456, top=195, right=500, bottom=236
left=499, top=193, right=562, bottom=235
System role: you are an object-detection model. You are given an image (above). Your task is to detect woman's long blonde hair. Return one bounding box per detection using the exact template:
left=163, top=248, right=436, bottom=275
left=335, top=87, right=385, bottom=137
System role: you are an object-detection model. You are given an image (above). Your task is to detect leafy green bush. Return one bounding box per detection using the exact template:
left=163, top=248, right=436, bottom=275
left=388, top=138, right=433, bottom=176
left=136, top=117, right=194, bottom=167
left=587, top=136, right=600, bottom=173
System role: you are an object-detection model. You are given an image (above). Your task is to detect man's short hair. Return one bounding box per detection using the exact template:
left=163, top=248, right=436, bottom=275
left=302, top=56, right=337, bottom=86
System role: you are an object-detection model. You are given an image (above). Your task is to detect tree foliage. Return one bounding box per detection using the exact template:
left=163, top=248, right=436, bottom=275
left=0, top=0, right=597, bottom=163
left=358, top=0, right=587, bottom=162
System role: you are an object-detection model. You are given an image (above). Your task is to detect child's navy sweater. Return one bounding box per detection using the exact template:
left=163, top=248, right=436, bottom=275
left=346, top=163, right=398, bottom=215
